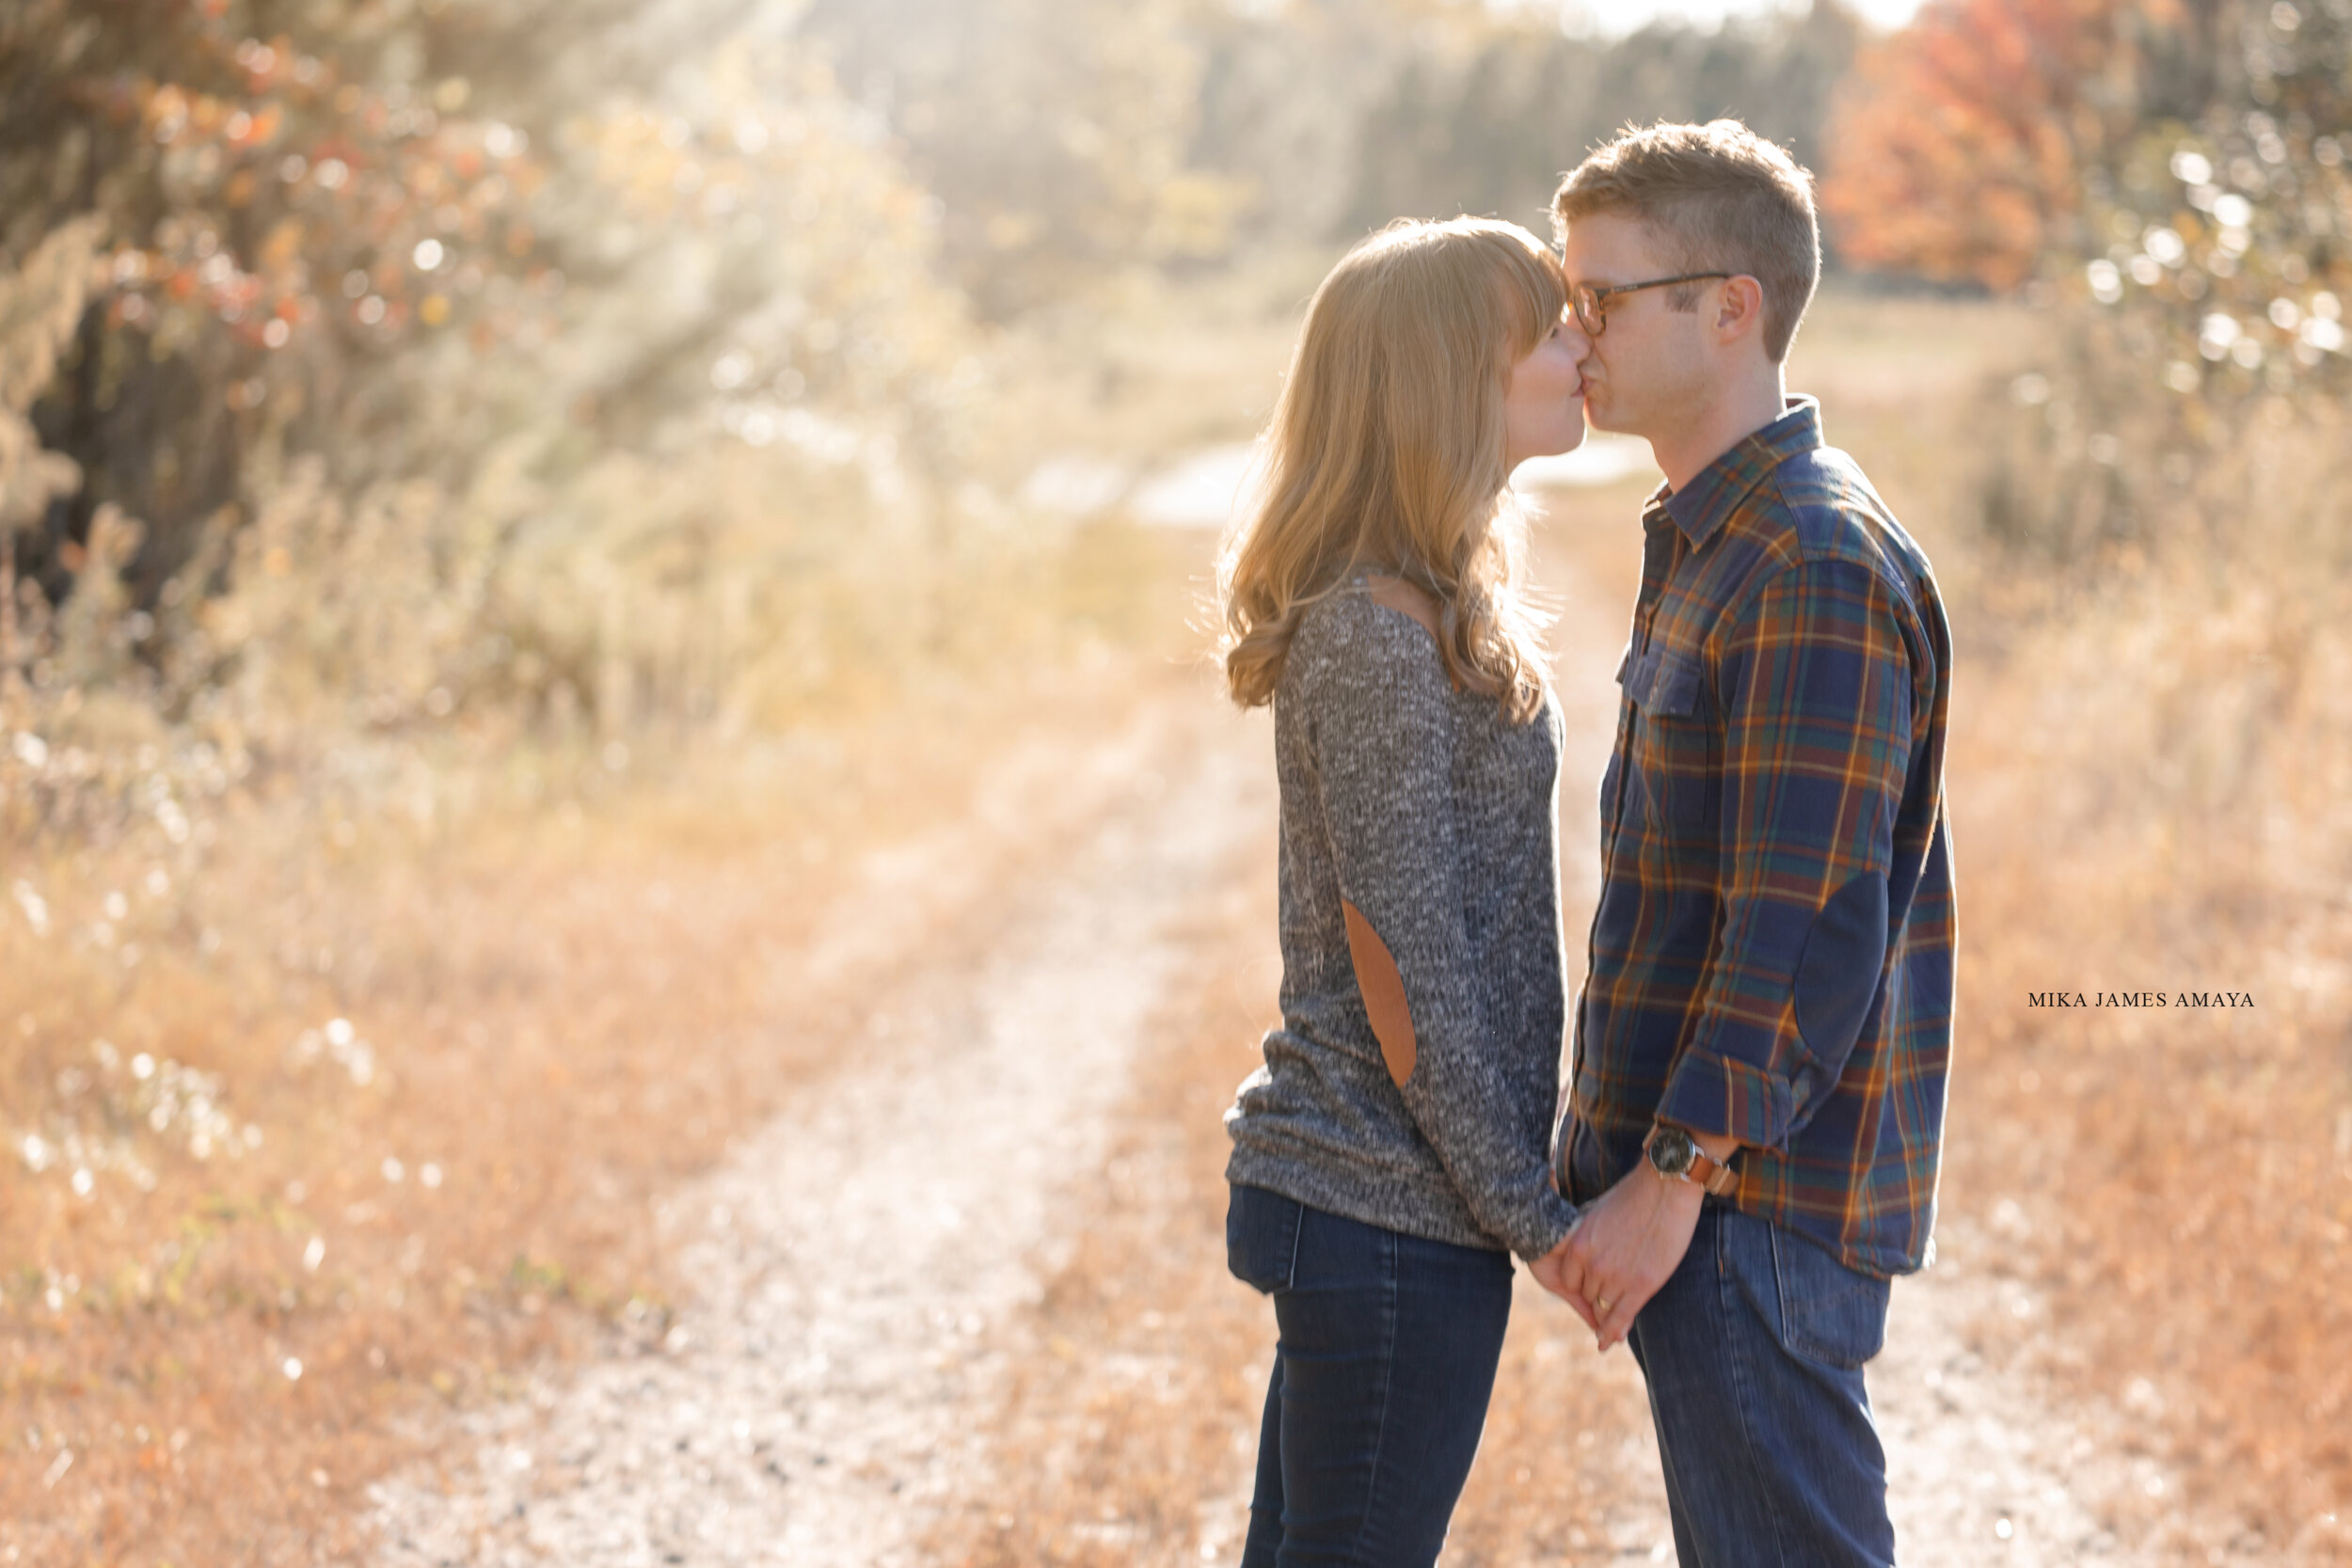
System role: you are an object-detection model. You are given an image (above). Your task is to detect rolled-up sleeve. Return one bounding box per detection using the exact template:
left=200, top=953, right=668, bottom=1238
left=1656, top=559, right=1917, bottom=1150
left=1300, top=619, right=1580, bottom=1260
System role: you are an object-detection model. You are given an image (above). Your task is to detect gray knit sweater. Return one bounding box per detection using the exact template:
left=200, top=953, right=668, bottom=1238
left=1223, top=582, right=1581, bottom=1261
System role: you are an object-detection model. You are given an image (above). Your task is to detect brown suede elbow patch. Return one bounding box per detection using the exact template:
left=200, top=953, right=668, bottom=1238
left=1343, top=898, right=1418, bottom=1087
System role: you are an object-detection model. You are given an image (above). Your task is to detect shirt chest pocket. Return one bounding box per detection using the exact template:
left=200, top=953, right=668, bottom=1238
left=1623, top=644, right=1720, bottom=840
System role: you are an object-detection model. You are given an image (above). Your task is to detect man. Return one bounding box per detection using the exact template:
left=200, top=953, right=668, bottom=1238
left=1529, top=120, right=1957, bottom=1565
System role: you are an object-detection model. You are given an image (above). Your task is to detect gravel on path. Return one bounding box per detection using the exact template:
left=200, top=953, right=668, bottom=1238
left=362, top=701, right=1272, bottom=1566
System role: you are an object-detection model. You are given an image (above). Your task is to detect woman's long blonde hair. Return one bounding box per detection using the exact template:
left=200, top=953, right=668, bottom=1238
left=1217, top=216, right=1564, bottom=724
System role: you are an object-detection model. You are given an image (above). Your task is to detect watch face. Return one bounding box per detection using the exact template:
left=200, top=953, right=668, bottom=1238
left=1647, top=1128, right=1696, bottom=1178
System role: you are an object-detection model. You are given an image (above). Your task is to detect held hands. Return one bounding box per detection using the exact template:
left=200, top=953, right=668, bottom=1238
left=1533, top=1161, right=1707, bottom=1352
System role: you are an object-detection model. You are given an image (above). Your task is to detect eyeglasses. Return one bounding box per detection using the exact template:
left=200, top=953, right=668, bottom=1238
left=1570, top=272, right=1733, bottom=337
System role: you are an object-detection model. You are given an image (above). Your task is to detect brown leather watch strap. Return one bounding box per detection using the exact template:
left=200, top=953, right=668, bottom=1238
left=1689, top=1145, right=1740, bottom=1197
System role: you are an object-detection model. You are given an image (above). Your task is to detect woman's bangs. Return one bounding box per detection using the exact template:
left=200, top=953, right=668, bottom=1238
left=1495, top=240, right=1567, bottom=352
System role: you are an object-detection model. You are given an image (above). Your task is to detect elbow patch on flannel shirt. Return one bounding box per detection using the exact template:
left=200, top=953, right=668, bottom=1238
left=1795, top=872, right=1889, bottom=1067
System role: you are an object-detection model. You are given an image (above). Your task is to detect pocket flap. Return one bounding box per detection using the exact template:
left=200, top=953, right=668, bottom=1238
left=1629, top=648, right=1702, bottom=717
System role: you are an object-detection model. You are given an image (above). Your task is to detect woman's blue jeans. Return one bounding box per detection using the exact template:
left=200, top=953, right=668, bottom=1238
left=1225, top=1183, right=1514, bottom=1568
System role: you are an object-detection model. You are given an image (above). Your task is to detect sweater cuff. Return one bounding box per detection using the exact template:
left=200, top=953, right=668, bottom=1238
left=1505, top=1188, right=1581, bottom=1263
left=1656, top=1045, right=1793, bottom=1151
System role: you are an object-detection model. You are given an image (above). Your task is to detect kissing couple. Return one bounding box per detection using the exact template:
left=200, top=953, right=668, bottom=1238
left=1215, top=119, right=1957, bottom=1567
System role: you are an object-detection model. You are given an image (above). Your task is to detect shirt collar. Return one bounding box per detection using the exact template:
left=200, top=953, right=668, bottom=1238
left=1654, top=395, right=1825, bottom=550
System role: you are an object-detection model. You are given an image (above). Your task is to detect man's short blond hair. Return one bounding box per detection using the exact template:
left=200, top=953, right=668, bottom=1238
left=1553, top=119, right=1820, bottom=363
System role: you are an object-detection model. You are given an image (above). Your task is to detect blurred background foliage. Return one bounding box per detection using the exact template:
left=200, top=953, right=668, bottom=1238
left=5, top=0, right=2339, bottom=811
left=0, top=0, right=1876, bottom=806
left=1833, top=0, right=2352, bottom=564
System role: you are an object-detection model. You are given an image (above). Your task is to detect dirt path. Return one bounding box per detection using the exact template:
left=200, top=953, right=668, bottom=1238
left=361, top=699, right=1273, bottom=1565
left=360, top=517, right=2237, bottom=1567
left=1878, top=1227, right=2146, bottom=1564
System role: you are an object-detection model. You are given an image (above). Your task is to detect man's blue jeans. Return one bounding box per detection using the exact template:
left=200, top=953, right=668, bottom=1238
left=1628, top=1202, right=1897, bottom=1567
left=1225, top=1183, right=1514, bottom=1567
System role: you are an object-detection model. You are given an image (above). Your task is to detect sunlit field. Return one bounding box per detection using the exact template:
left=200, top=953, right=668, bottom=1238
left=8, top=0, right=2352, bottom=1562
left=10, top=277, right=2348, bottom=1563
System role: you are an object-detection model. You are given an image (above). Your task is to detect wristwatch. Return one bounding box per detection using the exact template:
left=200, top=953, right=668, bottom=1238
left=1644, top=1124, right=1740, bottom=1196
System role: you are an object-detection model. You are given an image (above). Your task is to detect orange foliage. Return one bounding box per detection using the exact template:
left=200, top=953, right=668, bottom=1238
left=53, top=19, right=548, bottom=360
left=1822, top=0, right=2168, bottom=288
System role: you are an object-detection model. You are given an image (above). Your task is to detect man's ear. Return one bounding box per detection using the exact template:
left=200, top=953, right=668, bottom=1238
left=1714, top=275, right=1767, bottom=346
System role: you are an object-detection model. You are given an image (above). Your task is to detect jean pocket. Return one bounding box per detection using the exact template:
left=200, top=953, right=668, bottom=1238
left=1226, top=1183, right=1303, bottom=1296
left=1770, top=1226, right=1890, bottom=1370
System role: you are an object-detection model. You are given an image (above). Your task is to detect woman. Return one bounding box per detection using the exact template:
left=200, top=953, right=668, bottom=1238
left=1216, top=216, right=1589, bottom=1566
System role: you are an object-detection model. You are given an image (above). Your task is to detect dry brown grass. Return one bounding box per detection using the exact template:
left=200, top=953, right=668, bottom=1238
left=0, top=705, right=968, bottom=1560
left=0, top=514, right=1203, bottom=1564
left=1931, top=534, right=2352, bottom=1558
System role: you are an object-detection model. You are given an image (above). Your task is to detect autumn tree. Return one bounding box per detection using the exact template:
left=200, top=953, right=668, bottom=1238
left=0, top=0, right=567, bottom=600
left=1820, top=0, right=2221, bottom=288
left=0, top=0, right=988, bottom=737
left=1838, top=0, right=2352, bottom=560
left=1821, top=0, right=2350, bottom=385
